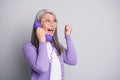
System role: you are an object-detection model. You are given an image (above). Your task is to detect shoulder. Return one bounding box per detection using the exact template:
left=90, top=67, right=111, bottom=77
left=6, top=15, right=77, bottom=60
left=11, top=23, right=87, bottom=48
left=23, top=42, right=36, bottom=50
left=24, top=42, right=32, bottom=47
left=23, top=42, right=37, bottom=56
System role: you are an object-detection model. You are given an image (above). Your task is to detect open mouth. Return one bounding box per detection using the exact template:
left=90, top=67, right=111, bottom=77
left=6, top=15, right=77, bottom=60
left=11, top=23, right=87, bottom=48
left=47, top=28, right=54, bottom=35
left=47, top=29, right=53, bottom=32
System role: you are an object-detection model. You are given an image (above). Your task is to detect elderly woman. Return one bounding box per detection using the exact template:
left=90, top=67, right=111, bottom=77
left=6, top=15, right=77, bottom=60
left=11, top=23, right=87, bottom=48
left=23, top=9, right=77, bottom=80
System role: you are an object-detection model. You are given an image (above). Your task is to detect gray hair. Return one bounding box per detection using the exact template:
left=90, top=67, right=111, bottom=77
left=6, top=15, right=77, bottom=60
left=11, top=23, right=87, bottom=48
left=31, top=9, right=64, bottom=55
left=34, top=9, right=56, bottom=22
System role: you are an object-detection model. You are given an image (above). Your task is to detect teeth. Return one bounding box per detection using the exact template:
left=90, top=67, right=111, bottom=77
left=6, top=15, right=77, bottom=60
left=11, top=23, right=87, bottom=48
left=48, top=29, right=53, bottom=32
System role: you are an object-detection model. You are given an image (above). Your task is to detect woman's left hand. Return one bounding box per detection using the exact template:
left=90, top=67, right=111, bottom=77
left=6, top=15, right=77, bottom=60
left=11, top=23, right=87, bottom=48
left=64, top=25, right=72, bottom=35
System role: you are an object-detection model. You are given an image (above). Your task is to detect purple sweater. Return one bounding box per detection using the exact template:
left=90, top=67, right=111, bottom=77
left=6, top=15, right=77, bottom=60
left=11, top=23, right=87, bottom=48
left=23, top=35, right=77, bottom=80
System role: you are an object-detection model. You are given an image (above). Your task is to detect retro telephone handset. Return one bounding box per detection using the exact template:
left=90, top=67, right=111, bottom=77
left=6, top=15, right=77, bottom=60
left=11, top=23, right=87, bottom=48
left=33, top=21, right=52, bottom=42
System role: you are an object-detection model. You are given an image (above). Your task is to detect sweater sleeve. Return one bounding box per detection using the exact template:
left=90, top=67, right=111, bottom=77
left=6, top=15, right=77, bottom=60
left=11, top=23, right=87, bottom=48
left=63, top=35, right=77, bottom=65
left=23, top=42, right=49, bottom=73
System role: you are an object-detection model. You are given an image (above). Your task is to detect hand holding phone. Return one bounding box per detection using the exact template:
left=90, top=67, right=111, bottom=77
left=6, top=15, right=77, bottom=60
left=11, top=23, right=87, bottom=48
left=36, top=27, right=46, bottom=42
left=34, top=21, right=52, bottom=42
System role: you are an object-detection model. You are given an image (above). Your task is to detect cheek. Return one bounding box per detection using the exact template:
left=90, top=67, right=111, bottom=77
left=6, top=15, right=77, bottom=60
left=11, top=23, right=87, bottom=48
left=41, top=24, right=48, bottom=30
left=54, top=24, right=57, bottom=28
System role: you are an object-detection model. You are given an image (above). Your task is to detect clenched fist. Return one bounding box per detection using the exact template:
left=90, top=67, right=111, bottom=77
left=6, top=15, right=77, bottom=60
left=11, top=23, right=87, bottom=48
left=64, top=25, right=72, bottom=35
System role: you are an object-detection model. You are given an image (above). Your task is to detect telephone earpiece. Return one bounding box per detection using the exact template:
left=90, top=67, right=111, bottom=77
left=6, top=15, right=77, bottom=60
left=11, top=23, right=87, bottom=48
left=33, top=21, right=52, bottom=42
left=34, top=21, right=41, bottom=29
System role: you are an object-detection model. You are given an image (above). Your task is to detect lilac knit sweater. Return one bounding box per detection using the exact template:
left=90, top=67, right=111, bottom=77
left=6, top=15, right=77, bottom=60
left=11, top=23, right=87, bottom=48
left=23, top=35, right=77, bottom=80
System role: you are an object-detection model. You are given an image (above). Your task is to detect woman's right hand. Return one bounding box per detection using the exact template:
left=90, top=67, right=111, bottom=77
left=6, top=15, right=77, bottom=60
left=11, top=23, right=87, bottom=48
left=36, top=27, right=46, bottom=42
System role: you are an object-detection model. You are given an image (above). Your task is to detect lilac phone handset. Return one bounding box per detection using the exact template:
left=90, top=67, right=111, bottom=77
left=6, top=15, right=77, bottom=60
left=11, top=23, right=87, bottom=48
left=33, top=21, right=52, bottom=42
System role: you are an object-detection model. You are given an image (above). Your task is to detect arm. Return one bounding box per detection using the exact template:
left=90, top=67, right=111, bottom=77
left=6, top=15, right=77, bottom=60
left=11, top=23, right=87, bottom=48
left=63, top=35, right=77, bottom=65
left=23, top=42, right=49, bottom=73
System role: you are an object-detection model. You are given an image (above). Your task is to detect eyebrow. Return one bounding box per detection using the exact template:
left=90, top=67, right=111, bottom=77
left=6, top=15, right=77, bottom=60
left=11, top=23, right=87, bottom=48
left=43, top=17, right=56, bottom=21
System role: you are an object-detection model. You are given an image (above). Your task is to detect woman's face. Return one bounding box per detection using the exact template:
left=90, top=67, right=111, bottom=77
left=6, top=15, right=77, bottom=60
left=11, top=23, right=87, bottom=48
left=41, top=13, right=57, bottom=36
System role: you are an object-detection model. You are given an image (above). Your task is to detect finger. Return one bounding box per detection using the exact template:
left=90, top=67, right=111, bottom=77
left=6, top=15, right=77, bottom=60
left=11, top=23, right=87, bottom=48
left=39, top=28, right=45, bottom=33
left=65, top=25, right=70, bottom=31
left=36, top=27, right=40, bottom=32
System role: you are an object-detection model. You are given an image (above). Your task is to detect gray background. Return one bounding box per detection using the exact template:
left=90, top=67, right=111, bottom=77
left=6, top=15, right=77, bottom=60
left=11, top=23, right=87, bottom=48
left=0, top=0, right=120, bottom=80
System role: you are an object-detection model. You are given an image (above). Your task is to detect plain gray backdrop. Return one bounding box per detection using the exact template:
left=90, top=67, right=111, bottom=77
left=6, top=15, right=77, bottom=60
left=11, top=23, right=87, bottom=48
left=0, top=0, right=120, bottom=80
